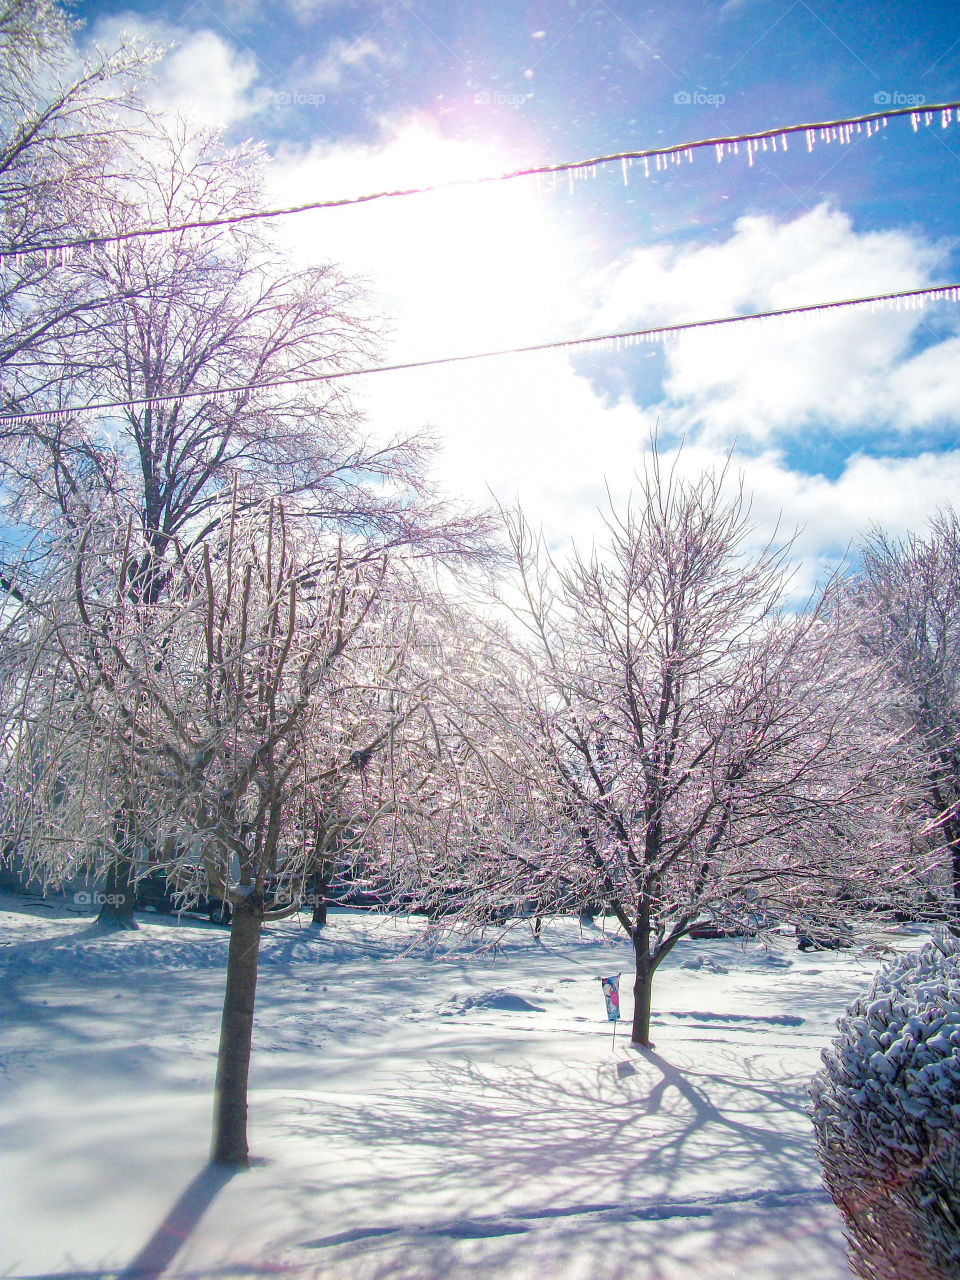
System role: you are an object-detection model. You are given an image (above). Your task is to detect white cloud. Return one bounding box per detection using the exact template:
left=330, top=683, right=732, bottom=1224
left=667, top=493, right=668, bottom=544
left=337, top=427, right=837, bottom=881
left=887, top=336, right=960, bottom=428
left=284, top=0, right=357, bottom=19
left=264, top=124, right=960, bottom=571
left=592, top=203, right=957, bottom=444
left=86, top=15, right=264, bottom=129
left=304, top=36, right=389, bottom=91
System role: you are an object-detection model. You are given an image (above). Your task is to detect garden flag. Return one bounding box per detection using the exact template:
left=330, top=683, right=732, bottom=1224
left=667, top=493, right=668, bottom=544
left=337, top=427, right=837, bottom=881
left=598, top=974, right=621, bottom=1021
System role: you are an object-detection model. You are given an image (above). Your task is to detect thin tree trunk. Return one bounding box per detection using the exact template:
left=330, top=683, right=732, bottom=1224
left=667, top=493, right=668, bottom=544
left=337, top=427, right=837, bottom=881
left=311, top=866, right=331, bottom=926
left=96, top=855, right=138, bottom=930
left=211, top=894, right=263, bottom=1165
left=631, top=948, right=654, bottom=1047
left=949, top=829, right=960, bottom=917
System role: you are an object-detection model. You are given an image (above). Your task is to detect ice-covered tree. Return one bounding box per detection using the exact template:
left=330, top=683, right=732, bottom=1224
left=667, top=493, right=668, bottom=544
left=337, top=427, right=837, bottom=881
left=0, top=110, right=492, bottom=924
left=854, top=510, right=960, bottom=917
left=1, top=496, right=445, bottom=1163
left=3, top=112, right=486, bottom=562
left=0, top=0, right=153, bottom=395
left=435, top=454, right=919, bottom=1046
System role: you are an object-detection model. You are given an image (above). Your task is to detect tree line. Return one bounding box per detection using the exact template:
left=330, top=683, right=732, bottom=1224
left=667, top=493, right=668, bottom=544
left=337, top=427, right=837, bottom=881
left=0, top=2, right=957, bottom=1166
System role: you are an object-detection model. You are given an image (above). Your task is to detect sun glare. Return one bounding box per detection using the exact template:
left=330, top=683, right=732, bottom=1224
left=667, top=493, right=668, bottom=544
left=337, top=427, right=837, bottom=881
left=277, top=121, right=586, bottom=358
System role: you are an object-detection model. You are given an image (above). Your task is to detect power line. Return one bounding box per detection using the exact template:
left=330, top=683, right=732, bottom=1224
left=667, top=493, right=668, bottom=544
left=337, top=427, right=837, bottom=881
left=3, top=282, right=957, bottom=427
left=3, top=101, right=957, bottom=262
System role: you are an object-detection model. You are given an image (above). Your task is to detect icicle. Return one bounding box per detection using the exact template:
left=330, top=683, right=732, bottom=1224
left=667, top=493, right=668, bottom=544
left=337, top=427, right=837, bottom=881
left=567, top=169, right=574, bottom=194
left=716, top=143, right=723, bottom=162
left=643, top=156, right=650, bottom=177
left=925, top=111, right=933, bottom=127
left=781, top=133, right=788, bottom=150
left=733, top=140, right=739, bottom=154
left=771, top=134, right=777, bottom=151
left=911, top=112, right=919, bottom=131
left=686, top=148, right=693, bottom=163
left=621, top=156, right=629, bottom=185
left=943, top=109, right=952, bottom=128
left=806, top=129, right=815, bottom=151
left=747, top=140, right=754, bottom=166
left=761, top=136, right=768, bottom=151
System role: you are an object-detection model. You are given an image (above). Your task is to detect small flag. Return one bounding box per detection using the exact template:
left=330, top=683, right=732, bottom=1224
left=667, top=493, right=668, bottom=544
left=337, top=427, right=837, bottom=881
left=598, top=974, right=621, bottom=1021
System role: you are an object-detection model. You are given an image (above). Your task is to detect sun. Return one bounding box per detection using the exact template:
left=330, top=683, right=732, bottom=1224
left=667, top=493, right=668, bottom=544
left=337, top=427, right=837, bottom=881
left=275, top=120, right=587, bottom=358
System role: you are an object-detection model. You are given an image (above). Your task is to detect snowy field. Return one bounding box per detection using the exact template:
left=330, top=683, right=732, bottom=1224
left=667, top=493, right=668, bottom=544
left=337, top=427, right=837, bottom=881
left=0, top=892, right=923, bottom=1280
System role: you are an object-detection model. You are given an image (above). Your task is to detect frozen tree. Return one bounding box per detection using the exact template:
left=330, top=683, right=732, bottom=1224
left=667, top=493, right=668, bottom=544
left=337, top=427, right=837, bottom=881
left=810, top=932, right=960, bottom=1280
left=0, top=0, right=153, bottom=391
left=0, top=112, right=492, bottom=924
left=1, top=496, right=445, bottom=1163
left=3, top=114, right=485, bottom=562
left=854, top=510, right=960, bottom=917
left=434, top=454, right=919, bottom=1046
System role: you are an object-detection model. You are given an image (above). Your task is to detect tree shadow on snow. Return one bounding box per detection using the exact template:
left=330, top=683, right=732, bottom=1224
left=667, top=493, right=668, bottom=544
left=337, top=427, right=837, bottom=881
left=116, top=1163, right=239, bottom=1279
left=285, top=1046, right=844, bottom=1279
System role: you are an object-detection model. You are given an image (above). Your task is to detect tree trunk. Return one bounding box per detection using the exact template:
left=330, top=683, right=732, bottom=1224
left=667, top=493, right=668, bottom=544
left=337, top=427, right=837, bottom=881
left=96, top=856, right=138, bottom=930
left=949, top=828, right=960, bottom=922
left=311, top=867, right=331, bottom=926
left=211, top=894, right=263, bottom=1166
left=631, top=948, right=654, bottom=1047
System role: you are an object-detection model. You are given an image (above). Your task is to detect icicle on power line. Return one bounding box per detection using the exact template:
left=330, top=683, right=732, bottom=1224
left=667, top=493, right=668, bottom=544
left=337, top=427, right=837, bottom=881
left=2, top=101, right=958, bottom=263
left=2, top=283, right=959, bottom=429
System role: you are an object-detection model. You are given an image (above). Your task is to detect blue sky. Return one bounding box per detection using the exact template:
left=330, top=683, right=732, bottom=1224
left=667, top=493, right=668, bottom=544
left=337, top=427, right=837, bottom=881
left=77, top=0, right=960, bottom=576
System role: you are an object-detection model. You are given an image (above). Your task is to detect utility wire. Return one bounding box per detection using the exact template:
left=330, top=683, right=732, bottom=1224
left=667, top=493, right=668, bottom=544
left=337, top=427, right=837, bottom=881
left=2, top=101, right=957, bottom=262
left=3, top=282, right=957, bottom=427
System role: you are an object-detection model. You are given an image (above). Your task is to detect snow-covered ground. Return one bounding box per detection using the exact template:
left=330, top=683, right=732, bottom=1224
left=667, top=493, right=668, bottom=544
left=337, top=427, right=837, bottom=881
left=0, top=891, right=922, bottom=1279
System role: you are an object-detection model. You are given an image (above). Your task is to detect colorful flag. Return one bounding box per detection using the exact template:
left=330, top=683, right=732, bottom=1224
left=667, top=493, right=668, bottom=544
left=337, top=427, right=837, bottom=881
left=598, top=974, right=621, bottom=1021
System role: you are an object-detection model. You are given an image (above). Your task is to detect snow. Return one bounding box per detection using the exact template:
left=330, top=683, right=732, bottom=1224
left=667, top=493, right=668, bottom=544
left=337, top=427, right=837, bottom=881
left=0, top=891, right=927, bottom=1279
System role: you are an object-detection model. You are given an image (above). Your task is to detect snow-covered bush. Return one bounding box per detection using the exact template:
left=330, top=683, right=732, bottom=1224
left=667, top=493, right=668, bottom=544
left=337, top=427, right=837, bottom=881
left=810, top=932, right=960, bottom=1280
